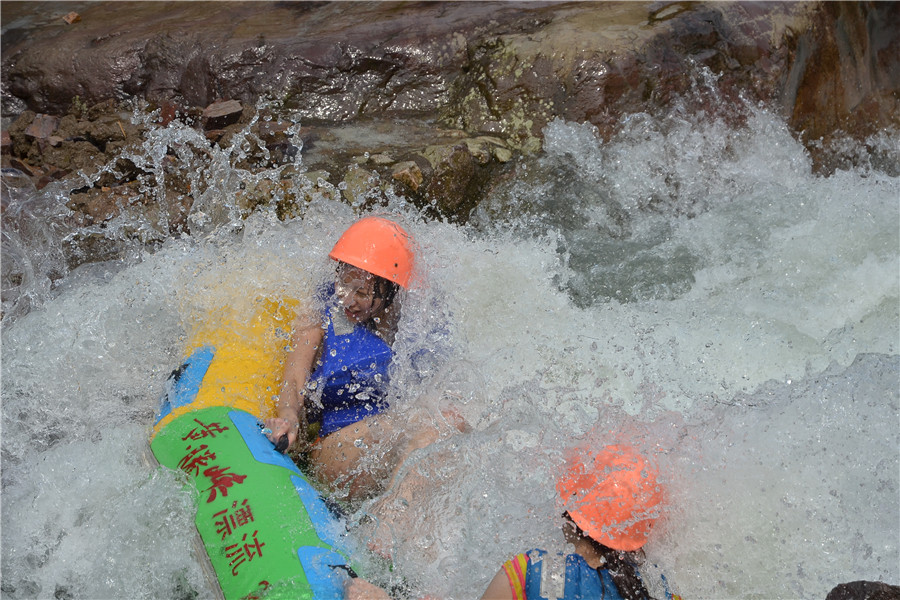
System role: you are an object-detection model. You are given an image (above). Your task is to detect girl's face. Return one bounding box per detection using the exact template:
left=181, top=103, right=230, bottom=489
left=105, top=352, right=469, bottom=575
left=335, top=265, right=384, bottom=324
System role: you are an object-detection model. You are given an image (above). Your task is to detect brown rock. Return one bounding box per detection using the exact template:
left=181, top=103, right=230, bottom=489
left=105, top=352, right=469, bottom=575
left=160, top=100, right=178, bottom=126
left=392, top=161, right=423, bottom=192
left=66, top=183, right=143, bottom=224
left=256, top=121, right=299, bottom=165
left=2, top=1, right=896, bottom=160
left=38, top=139, right=103, bottom=175
left=62, top=12, right=81, bottom=25
left=424, top=144, right=478, bottom=220
left=202, top=100, right=243, bottom=130
left=36, top=166, right=70, bottom=190
left=257, top=121, right=291, bottom=142
left=826, top=581, right=900, bottom=600
left=787, top=2, right=900, bottom=171
left=205, top=129, right=226, bottom=143
left=9, top=158, right=38, bottom=177
left=341, top=165, right=381, bottom=209
left=24, top=114, right=59, bottom=140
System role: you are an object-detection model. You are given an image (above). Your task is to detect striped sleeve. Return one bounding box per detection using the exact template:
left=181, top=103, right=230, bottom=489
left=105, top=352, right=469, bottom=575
left=660, top=572, right=682, bottom=600
left=501, top=553, right=530, bottom=600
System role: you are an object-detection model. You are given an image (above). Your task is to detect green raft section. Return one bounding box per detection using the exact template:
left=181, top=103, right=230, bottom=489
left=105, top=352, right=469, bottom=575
left=152, top=401, right=353, bottom=599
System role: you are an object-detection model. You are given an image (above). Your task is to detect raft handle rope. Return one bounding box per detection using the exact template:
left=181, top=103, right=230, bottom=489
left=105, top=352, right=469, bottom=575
left=331, top=564, right=358, bottom=579
left=259, top=425, right=291, bottom=454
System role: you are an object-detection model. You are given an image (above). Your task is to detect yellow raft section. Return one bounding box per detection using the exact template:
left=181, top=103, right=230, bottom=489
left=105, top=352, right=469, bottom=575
left=151, top=296, right=297, bottom=437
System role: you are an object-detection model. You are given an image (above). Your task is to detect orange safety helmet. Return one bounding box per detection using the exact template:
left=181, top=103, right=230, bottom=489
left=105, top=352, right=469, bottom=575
left=557, top=444, right=663, bottom=552
left=328, top=216, right=415, bottom=288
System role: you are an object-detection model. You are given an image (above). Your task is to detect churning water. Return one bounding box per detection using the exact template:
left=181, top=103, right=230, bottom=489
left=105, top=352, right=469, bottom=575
left=1, top=93, right=898, bottom=599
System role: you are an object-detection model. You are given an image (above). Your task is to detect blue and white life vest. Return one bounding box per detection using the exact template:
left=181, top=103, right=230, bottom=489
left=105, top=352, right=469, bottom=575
left=502, top=548, right=681, bottom=600
left=520, top=549, right=626, bottom=600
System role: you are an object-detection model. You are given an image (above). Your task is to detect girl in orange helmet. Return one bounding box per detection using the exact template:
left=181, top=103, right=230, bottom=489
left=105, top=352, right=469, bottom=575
left=263, top=216, right=432, bottom=499
left=480, top=445, right=681, bottom=600
left=342, top=445, right=680, bottom=600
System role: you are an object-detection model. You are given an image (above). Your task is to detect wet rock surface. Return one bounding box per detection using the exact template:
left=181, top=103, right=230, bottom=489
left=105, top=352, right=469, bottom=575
left=4, top=2, right=896, bottom=140
left=1, top=1, right=898, bottom=259
left=826, top=581, right=900, bottom=600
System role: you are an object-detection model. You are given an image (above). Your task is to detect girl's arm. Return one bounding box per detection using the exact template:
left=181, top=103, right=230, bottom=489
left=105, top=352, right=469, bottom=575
left=264, top=316, right=324, bottom=449
left=480, top=567, right=518, bottom=600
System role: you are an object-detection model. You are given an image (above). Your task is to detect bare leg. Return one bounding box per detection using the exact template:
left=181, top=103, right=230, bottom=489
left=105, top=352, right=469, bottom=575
left=309, top=407, right=469, bottom=503
left=356, top=440, right=457, bottom=560
left=347, top=408, right=471, bottom=558
left=308, top=417, right=399, bottom=501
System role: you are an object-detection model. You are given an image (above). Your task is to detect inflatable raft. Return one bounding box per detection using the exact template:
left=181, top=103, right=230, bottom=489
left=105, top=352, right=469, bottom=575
left=150, top=298, right=354, bottom=599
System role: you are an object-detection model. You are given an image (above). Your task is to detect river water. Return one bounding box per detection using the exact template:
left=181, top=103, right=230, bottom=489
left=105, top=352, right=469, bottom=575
left=1, top=87, right=898, bottom=599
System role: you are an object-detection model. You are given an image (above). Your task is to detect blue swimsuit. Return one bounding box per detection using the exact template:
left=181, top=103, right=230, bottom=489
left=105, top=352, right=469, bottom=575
left=308, top=303, right=393, bottom=437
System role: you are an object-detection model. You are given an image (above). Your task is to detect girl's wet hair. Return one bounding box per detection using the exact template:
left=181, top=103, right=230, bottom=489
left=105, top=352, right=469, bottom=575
left=372, top=274, right=399, bottom=308
left=564, top=513, right=654, bottom=600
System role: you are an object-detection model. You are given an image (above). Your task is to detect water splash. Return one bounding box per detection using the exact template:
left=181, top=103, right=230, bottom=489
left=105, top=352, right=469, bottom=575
left=1, top=90, right=897, bottom=600
left=1, top=168, right=74, bottom=322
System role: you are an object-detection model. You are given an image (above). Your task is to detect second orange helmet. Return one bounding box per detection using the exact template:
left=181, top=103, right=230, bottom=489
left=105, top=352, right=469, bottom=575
left=557, top=444, right=664, bottom=552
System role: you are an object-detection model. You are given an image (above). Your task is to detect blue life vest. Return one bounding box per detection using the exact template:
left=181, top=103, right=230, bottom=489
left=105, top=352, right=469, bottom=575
left=309, top=305, right=393, bottom=437
left=523, top=549, right=626, bottom=600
